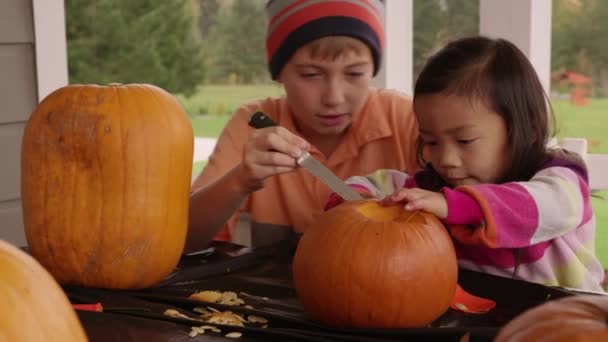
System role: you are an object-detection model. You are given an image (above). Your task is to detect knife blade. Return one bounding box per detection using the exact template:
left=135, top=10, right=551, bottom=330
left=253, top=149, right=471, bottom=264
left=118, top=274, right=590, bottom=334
left=248, top=111, right=363, bottom=201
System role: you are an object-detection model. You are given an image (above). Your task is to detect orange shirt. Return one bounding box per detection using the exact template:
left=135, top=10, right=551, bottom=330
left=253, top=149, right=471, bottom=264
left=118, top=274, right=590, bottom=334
left=191, top=88, right=418, bottom=243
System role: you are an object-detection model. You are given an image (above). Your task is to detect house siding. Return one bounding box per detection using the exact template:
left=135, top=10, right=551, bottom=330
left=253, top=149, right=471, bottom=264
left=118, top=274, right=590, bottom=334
left=0, top=0, right=37, bottom=245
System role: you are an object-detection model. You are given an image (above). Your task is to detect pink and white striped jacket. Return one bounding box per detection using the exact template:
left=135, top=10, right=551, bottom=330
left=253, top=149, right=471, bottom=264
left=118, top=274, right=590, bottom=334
left=325, top=156, right=605, bottom=291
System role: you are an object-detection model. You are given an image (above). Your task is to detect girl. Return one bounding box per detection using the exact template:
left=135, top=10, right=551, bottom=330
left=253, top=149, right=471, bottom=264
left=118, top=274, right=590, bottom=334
left=326, top=36, right=604, bottom=292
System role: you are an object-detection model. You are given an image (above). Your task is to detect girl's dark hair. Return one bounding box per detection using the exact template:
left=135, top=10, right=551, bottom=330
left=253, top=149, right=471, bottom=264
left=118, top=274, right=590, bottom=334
left=413, top=36, right=560, bottom=185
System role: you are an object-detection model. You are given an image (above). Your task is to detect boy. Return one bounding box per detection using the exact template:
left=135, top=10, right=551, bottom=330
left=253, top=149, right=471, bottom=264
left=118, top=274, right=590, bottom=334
left=187, top=0, right=418, bottom=251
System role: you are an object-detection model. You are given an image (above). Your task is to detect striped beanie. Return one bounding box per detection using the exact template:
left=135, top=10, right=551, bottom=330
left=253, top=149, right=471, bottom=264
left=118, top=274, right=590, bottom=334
left=265, top=0, right=385, bottom=79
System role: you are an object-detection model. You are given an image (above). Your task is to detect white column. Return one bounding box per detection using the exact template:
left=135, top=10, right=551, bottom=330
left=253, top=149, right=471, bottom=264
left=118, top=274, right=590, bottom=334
left=480, top=0, right=552, bottom=94
left=373, top=0, right=413, bottom=95
left=32, top=0, right=69, bottom=101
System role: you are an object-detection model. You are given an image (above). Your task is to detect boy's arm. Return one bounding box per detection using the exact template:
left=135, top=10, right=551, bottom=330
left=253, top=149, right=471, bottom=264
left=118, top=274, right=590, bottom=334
left=187, top=107, right=253, bottom=252
left=444, top=166, right=589, bottom=249
left=325, top=169, right=411, bottom=210
left=188, top=101, right=308, bottom=252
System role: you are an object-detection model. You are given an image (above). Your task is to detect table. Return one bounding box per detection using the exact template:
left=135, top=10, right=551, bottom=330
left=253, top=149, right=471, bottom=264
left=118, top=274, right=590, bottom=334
left=65, top=241, right=580, bottom=342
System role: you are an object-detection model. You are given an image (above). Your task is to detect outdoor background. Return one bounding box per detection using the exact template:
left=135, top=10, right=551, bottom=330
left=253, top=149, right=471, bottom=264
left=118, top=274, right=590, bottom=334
left=64, top=0, right=608, bottom=264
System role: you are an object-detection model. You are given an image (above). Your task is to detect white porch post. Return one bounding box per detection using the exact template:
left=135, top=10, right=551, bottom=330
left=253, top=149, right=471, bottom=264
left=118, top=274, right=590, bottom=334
left=480, top=0, right=553, bottom=94
left=32, top=0, right=69, bottom=101
left=373, top=0, right=413, bottom=95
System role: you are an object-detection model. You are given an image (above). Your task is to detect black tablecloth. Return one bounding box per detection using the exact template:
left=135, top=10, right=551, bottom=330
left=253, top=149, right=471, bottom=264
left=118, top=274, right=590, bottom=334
left=65, top=241, right=580, bottom=342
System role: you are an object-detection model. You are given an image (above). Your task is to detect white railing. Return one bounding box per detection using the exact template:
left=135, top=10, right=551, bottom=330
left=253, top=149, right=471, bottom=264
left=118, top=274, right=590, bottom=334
left=560, top=138, right=608, bottom=191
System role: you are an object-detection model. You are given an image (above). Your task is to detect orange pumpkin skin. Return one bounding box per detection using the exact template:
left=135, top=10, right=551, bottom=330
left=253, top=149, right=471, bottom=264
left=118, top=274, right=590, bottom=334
left=293, top=201, right=458, bottom=328
left=0, top=240, right=88, bottom=341
left=495, top=295, right=608, bottom=342
left=21, top=84, right=193, bottom=289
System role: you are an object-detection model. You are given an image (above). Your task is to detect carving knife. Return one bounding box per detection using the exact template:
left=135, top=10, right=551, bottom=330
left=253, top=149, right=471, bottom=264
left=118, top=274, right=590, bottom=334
left=248, top=111, right=363, bottom=201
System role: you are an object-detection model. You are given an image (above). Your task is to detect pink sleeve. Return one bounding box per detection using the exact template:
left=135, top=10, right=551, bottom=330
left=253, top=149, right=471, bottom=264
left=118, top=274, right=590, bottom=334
left=441, top=187, right=484, bottom=225
left=447, top=166, right=588, bottom=248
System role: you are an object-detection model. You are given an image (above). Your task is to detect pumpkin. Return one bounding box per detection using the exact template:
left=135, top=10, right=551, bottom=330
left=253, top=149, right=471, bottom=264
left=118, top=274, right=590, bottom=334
left=0, top=240, right=88, bottom=341
left=21, top=83, right=193, bottom=289
left=293, top=200, right=458, bottom=328
left=495, top=294, right=608, bottom=341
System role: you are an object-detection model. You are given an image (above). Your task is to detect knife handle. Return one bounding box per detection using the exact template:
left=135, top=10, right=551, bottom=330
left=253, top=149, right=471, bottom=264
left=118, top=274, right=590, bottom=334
left=249, top=111, right=278, bottom=129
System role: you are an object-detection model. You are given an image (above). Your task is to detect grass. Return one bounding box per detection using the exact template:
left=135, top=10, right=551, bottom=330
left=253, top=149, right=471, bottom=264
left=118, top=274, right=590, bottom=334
left=553, top=98, right=608, bottom=153
left=183, top=88, right=608, bottom=145
left=593, top=193, right=608, bottom=266
left=191, top=115, right=231, bottom=137
left=177, top=84, right=284, bottom=116
left=185, top=85, right=280, bottom=180
left=182, top=85, right=608, bottom=265
left=553, top=99, right=608, bottom=265
left=192, top=161, right=207, bottom=179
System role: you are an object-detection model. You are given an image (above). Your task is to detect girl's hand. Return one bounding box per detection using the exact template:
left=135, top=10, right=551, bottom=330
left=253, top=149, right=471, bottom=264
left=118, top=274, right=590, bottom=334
left=382, top=188, right=448, bottom=219
left=238, top=126, right=310, bottom=190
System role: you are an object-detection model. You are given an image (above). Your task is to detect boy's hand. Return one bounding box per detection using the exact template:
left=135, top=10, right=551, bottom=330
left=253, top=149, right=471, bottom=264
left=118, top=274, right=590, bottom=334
left=382, top=188, right=448, bottom=219
left=239, top=126, right=310, bottom=188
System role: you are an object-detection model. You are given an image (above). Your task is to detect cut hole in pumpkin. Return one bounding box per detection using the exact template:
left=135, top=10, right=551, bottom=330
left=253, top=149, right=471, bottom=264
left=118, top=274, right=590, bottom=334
left=355, top=202, right=403, bottom=222
left=355, top=201, right=427, bottom=225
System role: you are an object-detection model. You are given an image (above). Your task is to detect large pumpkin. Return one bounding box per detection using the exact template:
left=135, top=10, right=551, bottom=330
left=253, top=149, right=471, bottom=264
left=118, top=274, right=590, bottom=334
left=21, top=84, right=193, bottom=289
left=0, top=240, right=88, bottom=341
left=293, top=200, right=458, bottom=328
left=495, top=294, right=608, bottom=341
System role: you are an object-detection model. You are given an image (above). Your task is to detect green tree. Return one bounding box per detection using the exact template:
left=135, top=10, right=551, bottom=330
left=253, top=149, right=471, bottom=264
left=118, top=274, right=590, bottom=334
left=584, top=0, right=608, bottom=95
left=552, top=0, right=608, bottom=96
left=197, top=0, right=219, bottom=38
left=203, top=0, right=268, bottom=83
left=439, top=0, right=479, bottom=41
left=413, top=0, right=478, bottom=79
left=581, top=1, right=608, bottom=68
left=413, top=0, right=444, bottom=78
left=66, top=0, right=205, bottom=95
left=552, top=0, right=586, bottom=71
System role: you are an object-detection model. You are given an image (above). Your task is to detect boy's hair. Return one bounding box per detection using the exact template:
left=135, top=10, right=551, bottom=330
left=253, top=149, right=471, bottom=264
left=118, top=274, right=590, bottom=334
left=414, top=36, right=558, bottom=183
left=305, top=36, right=371, bottom=62
left=265, top=0, right=385, bottom=79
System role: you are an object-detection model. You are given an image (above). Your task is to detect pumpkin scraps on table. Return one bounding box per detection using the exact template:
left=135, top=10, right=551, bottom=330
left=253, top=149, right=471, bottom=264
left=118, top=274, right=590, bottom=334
left=163, top=290, right=268, bottom=339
